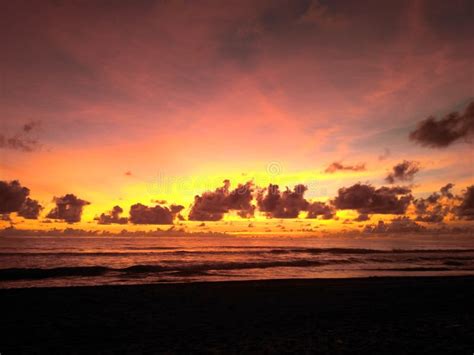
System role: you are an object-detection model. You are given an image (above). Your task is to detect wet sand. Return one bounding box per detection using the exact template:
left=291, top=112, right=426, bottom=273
left=1, top=276, right=474, bottom=353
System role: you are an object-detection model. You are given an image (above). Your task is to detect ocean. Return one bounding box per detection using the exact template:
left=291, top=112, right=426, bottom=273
left=1, top=234, right=474, bottom=288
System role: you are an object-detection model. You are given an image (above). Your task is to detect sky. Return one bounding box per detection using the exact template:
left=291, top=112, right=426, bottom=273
left=0, top=0, right=473, bottom=234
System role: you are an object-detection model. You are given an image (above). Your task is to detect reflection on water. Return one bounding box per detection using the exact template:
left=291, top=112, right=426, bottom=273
left=1, top=234, right=474, bottom=288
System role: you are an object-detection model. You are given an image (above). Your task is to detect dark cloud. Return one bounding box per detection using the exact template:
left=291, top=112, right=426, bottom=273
left=325, top=161, right=366, bottom=173
left=333, top=183, right=412, bottom=215
left=189, top=180, right=255, bottom=221
left=152, top=199, right=167, bottom=204
left=170, top=204, right=185, bottom=215
left=259, top=0, right=312, bottom=32
left=129, top=203, right=184, bottom=225
left=413, top=184, right=455, bottom=223
left=124, top=171, right=132, bottom=176
left=18, top=198, right=43, bottom=219
left=385, top=160, right=420, bottom=184
left=409, top=101, right=474, bottom=148
left=423, top=0, right=474, bottom=41
left=415, top=207, right=445, bottom=223
left=456, top=185, right=474, bottom=220
left=364, top=217, right=425, bottom=234
left=0, top=180, right=30, bottom=214
left=0, top=180, right=42, bottom=219
left=95, top=205, right=128, bottom=225
left=306, top=201, right=335, bottom=219
left=46, top=194, right=90, bottom=223
left=218, top=0, right=321, bottom=66
left=440, top=183, right=455, bottom=199
left=257, top=184, right=309, bottom=218
left=354, top=213, right=370, bottom=222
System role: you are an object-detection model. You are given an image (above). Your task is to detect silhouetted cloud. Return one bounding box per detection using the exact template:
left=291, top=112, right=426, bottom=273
left=257, top=184, right=309, bottom=218
left=189, top=180, right=255, bottom=221
left=46, top=194, right=90, bottom=223
left=440, top=183, right=455, bottom=198
left=306, top=201, right=335, bottom=219
left=325, top=161, right=366, bottom=173
left=0, top=180, right=42, bottom=219
left=385, top=160, right=420, bottom=184
left=456, top=185, right=474, bottom=220
left=0, top=180, right=30, bottom=214
left=129, top=203, right=184, bottom=225
left=409, top=101, right=474, bottom=148
left=18, top=197, right=43, bottom=219
left=333, top=183, right=412, bottom=215
left=95, top=205, right=128, bottom=225
left=354, top=213, right=370, bottom=222
left=364, top=217, right=425, bottom=233
left=413, top=184, right=455, bottom=223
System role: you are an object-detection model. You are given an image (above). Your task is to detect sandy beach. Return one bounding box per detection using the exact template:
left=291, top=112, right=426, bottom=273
left=1, top=276, right=474, bottom=353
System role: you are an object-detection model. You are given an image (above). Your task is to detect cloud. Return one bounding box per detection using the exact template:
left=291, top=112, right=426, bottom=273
left=306, top=201, right=335, bottom=219
left=364, top=217, right=425, bottom=233
left=440, top=183, right=455, bottom=199
left=409, top=101, right=474, bottom=148
left=0, top=180, right=42, bottom=219
left=0, top=180, right=30, bottom=214
left=23, top=120, right=41, bottom=133
left=0, top=135, right=40, bottom=152
left=257, top=184, right=309, bottom=218
left=0, top=121, right=42, bottom=152
left=18, top=198, right=43, bottom=219
left=385, top=160, right=420, bottom=184
left=413, top=183, right=455, bottom=223
left=354, top=213, right=370, bottom=222
left=129, top=203, right=184, bottom=225
left=325, top=161, right=366, bottom=173
left=46, top=194, right=90, bottom=223
left=188, top=180, right=255, bottom=221
left=456, top=185, right=474, bottom=220
left=95, top=205, right=128, bottom=225
left=333, top=183, right=412, bottom=215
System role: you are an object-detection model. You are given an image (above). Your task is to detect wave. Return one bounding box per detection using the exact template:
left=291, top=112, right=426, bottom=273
left=2, top=256, right=474, bottom=281
left=0, top=258, right=355, bottom=281
left=361, top=267, right=474, bottom=272
left=286, top=248, right=474, bottom=255
left=1, top=248, right=474, bottom=257
left=0, top=266, right=110, bottom=280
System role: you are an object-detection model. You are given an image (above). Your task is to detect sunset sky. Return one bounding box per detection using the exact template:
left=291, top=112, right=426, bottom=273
left=1, top=0, right=473, bottom=234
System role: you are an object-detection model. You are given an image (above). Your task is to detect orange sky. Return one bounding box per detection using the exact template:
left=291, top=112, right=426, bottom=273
left=0, top=0, right=473, bottom=234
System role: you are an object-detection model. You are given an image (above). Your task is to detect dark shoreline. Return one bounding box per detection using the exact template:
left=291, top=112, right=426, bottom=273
left=2, top=276, right=474, bottom=353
